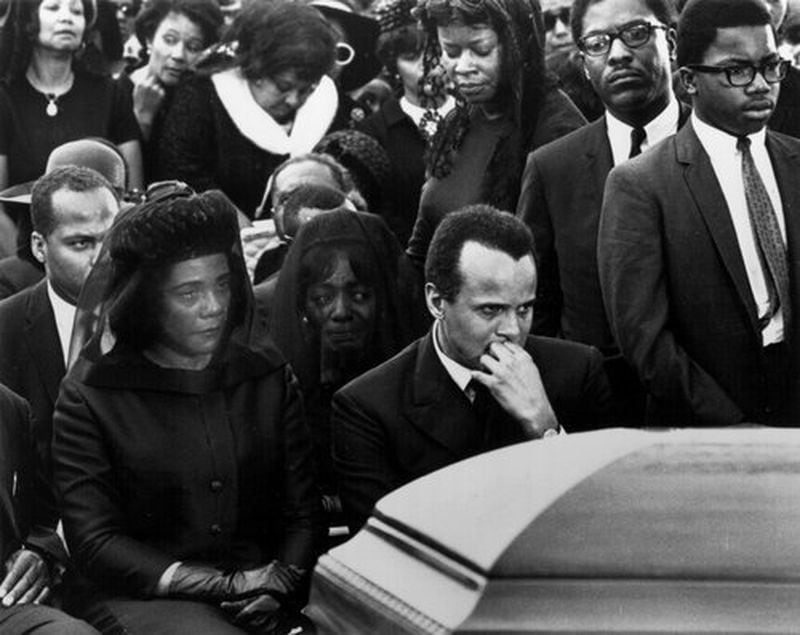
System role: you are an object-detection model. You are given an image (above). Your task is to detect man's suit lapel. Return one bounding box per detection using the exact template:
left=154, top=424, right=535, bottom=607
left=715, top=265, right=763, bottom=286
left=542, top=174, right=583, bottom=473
left=24, top=282, right=65, bottom=405
left=677, top=122, right=761, bottom=334
left=584, top=119, right=614, bottom=211
left=768, top=132, right=800, bottom=343
left=403, top=331, right=477, bottom=457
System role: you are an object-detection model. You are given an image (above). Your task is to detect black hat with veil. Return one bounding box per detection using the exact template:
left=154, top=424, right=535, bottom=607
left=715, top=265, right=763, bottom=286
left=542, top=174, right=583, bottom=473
left=68, top=185, right=260, bottom=371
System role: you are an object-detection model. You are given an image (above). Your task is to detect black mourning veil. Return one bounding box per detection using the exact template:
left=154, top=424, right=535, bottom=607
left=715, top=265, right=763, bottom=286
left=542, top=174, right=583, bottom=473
left=269, top=209, right=418, bottom=392
left=68, top=185, right=257, bottom=367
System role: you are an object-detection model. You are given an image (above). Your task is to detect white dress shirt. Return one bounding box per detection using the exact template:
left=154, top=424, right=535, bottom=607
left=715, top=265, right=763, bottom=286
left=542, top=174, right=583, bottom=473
left=432, top=320, right=475, bottom=401
left=399, top=95, right=456, bottom=128
left=606, top=97, right=681, bottom=166
left=692, top=113, right=786, bottom=345
left=46, top=282, right=76, bottom=367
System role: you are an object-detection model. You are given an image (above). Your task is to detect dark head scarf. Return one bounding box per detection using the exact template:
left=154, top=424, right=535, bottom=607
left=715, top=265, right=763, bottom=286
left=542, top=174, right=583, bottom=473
left=269, top=209, right=417, bottom=493
left=69, top=185, right=256, bottom=368
left=269, top=209, right=416, bottom=391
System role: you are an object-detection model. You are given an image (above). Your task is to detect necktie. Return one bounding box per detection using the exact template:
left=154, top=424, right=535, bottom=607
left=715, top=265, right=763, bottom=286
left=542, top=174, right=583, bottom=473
left=737, top=136, right=790, bottom=330
left=629, top=126, right=646, bottom=158
left=466, top=380, right=494, bottom=448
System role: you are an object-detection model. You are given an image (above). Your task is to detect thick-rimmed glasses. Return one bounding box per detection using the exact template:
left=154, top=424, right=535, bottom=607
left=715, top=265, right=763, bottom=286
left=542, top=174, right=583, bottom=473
left=578, top=20, right=666, bottom=57
left=684, top=59, right=789, bottom=87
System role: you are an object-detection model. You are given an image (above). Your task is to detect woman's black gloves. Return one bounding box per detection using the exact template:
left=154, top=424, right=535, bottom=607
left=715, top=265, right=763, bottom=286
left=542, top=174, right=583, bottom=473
left=167, top=559, right=305, bottom=603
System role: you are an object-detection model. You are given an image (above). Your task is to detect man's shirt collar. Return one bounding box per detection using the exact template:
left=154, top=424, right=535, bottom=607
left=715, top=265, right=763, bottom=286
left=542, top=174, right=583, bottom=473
left=432, top=320, right=473, bottom=394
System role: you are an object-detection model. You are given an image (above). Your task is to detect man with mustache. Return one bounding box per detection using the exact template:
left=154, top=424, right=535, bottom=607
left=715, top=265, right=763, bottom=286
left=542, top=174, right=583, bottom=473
left=516, top=0, right=687, bottom=427
left=598, top=0, right=800, bottom=426
left=332, top=206, right=611, bottom=532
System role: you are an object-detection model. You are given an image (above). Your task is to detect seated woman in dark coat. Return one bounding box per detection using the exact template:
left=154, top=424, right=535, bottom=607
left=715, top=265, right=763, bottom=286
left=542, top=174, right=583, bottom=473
left=53, top=186, right=322, bottom=634
left=269, top=210, right=419, bottom=533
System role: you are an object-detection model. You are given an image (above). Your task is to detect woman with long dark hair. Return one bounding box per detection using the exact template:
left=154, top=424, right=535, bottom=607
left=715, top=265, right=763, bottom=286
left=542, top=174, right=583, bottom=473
left=405, top=0, right=586, bottom=267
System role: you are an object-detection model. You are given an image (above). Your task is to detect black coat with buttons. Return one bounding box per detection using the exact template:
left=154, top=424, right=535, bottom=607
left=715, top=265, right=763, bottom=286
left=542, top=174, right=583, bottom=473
left=52, top=339, right=322, bottom=597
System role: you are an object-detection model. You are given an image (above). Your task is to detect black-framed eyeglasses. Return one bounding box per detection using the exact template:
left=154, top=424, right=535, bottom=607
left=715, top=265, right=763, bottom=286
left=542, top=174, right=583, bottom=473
left=684, top=59, right=789, bottom=87
left=578, top=20, right=666, bottom=57
left=543, top=7, right=570, bottom=31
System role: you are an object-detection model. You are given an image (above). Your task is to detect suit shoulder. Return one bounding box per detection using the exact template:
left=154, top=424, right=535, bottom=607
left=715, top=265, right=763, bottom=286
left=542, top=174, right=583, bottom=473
left=529, top=118, right=603, bottom=163
left=608, top=133, right=677, bottom=180
left=526, top=335, right=603, bottom=368
left=0, top=284, right=36, bottom=326
left=767, top=128, right=800, bottom=149
left=337, top=339, right=419, bottom=400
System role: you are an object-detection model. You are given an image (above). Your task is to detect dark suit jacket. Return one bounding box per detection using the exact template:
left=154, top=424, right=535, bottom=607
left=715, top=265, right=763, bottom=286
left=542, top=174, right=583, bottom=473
left=0, top=383, right=63, bottom=567
left=598, top=121, right=800, bottom=426
left=770, top=65, right=800, bottom=139
left=516, top=102, right=691, bottom=348
left=332, top=332, right=611, bottom=530
left=0, top=280, right=65, bottom=462
left=0, top=255, right=44, bottom=301
left=357, top=97, right=427, bottom=246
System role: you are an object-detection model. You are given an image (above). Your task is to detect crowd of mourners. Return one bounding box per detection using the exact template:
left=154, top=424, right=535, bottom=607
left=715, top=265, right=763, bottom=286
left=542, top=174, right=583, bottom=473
left=0, top=0, right=799, bottom=631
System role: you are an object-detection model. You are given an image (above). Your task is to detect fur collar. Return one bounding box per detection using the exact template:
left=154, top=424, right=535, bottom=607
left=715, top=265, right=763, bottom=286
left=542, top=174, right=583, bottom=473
left=212, top=69, right=338, bottom=156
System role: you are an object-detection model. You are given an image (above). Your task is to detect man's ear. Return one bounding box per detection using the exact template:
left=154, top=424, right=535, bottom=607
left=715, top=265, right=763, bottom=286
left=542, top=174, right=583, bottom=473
left=580, top=52, right=591, bottom=81
left=666, top=27, right=677, bottom=61
left=678, top=66, right=698, bottom=95
left=424, top=282, right=446, bottom=320
left=30, top=231, right=46, bottom=265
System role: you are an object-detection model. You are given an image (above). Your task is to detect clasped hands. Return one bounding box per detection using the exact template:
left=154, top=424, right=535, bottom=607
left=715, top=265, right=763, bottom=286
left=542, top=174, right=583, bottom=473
left=0, top=548, right=51, bottom=607
left=168, top=560, right=307, bottom=632
left=471, top=340, right=559, bottom=438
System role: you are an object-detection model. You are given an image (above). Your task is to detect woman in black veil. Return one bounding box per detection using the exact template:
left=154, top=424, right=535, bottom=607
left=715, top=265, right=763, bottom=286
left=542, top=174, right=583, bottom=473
left=53, top=185, right=321, bottom=634
left=269, top=209, right=418, bottom=534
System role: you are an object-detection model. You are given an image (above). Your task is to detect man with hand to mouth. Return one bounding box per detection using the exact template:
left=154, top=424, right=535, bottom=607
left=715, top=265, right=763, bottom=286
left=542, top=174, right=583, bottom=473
left=333, top=205, right=611, bottom=533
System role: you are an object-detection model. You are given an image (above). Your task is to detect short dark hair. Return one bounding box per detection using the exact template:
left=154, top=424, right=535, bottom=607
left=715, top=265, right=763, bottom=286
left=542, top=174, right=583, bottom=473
left=134, top=0, right=224, bottom=49
left=229, top=1, right=336, bottom=82
left=30, top=166, right=117, bottom=236
left=375, top=26, right=425, bottom=73
left=677, top=0, right=772, bottom=67
left=425, top=204, right=535, bottom=302
left=570, top=0, right=676, bottom=43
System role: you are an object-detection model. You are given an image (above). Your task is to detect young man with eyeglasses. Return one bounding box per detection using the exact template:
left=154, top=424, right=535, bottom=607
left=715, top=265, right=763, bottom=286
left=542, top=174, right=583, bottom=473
left=598, top=0, right=800, bottom=427
left=516, top=0, right=686, bottom=426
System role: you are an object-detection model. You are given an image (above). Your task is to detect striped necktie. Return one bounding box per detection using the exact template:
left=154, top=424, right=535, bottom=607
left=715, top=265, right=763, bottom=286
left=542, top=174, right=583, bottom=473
left=737, top=135, right=790, bottom=330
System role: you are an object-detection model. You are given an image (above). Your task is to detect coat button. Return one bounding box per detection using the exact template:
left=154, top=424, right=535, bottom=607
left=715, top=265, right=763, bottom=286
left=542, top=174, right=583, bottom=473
left=210, top=479, right=223, bottom=492
left=210, top=523, right=222, bottom=536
